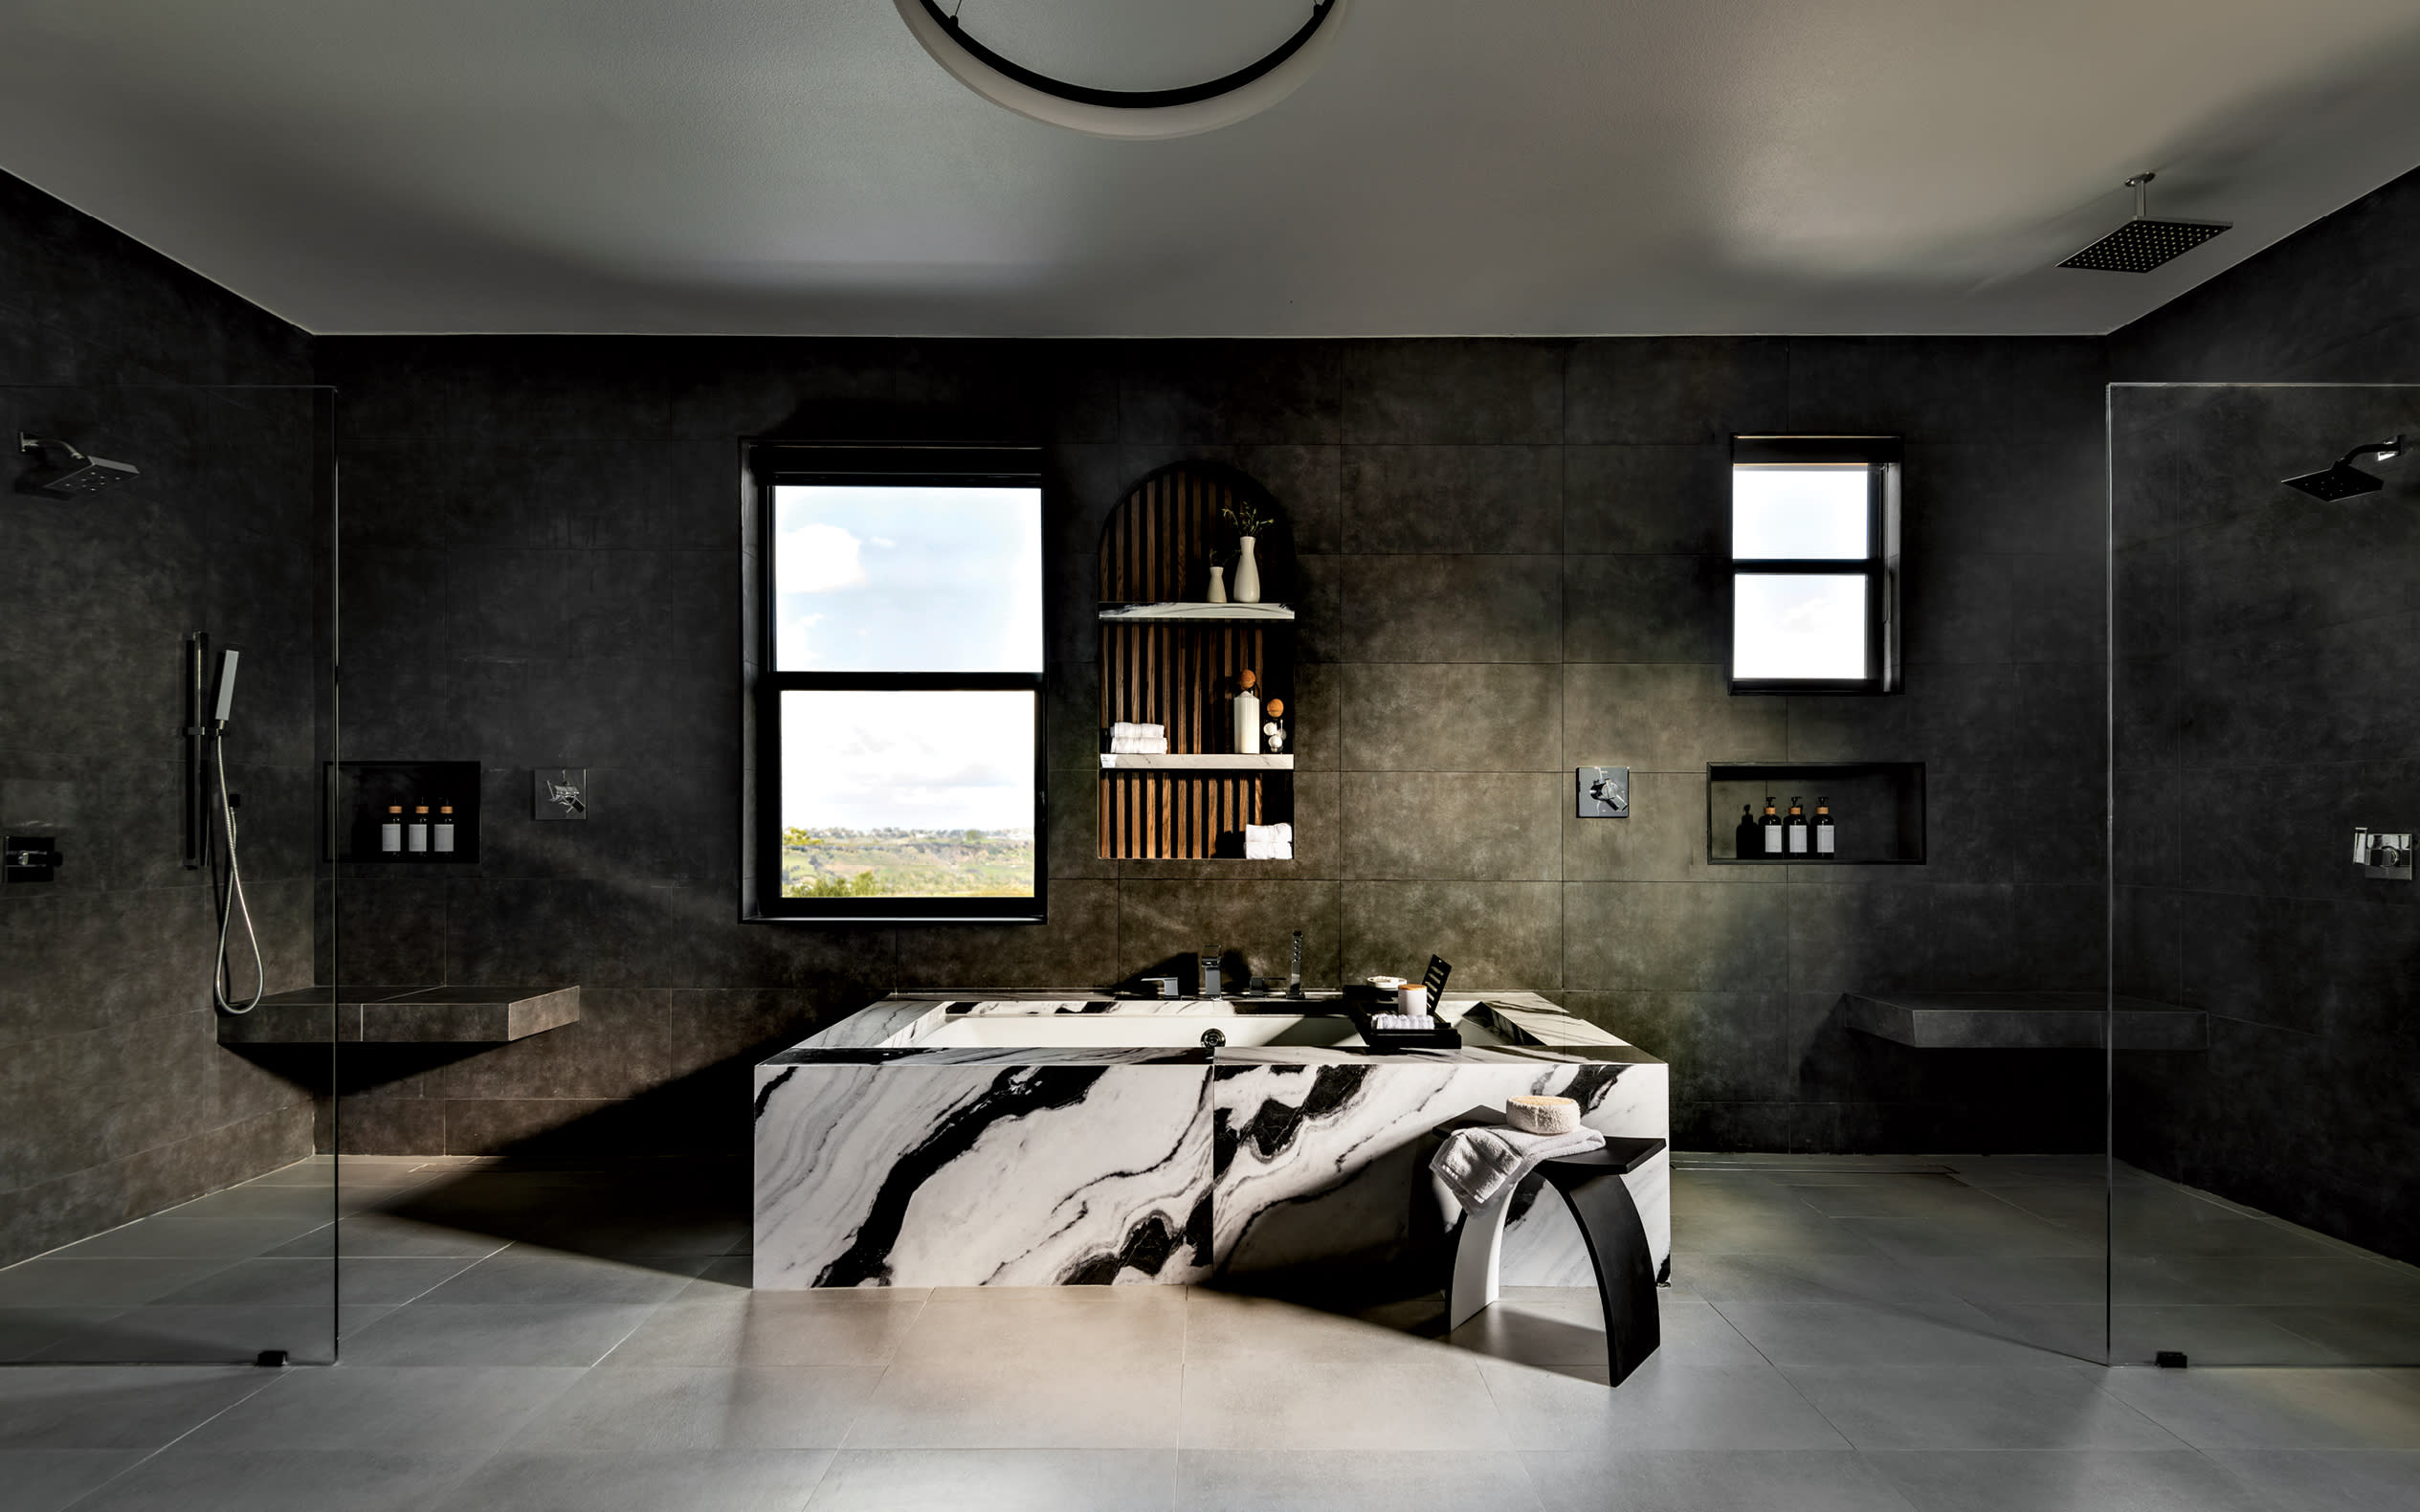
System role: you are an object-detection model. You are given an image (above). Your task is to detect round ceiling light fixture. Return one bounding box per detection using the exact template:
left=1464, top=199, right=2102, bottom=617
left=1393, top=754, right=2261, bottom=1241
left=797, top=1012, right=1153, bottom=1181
left=894, top=0, right=1352, bottom=140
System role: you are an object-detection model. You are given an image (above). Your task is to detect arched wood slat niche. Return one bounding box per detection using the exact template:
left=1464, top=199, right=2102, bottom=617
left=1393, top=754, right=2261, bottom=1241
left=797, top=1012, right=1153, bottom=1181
left=1096, top=463, right=1297, bottom=861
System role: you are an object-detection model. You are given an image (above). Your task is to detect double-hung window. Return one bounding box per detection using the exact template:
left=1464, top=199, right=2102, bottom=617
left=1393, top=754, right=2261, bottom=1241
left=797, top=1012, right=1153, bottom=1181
left=747, top=446, right=1047, bottom=922
left=1728, top=435, right=1902, bottom=694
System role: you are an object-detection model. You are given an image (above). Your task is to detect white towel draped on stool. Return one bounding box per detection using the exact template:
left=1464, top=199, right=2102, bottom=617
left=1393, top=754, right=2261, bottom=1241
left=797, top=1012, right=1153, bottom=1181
left=1429, top=1124, right=1606, bottom=1213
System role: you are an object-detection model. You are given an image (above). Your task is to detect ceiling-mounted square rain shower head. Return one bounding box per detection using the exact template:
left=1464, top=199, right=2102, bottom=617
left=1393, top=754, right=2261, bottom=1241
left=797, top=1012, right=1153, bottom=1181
left=2058, top=172, right=2230, bottom=273
left=2059, top=218, right=2230, bottom=272
left=16, top=434, right=140, bottom=497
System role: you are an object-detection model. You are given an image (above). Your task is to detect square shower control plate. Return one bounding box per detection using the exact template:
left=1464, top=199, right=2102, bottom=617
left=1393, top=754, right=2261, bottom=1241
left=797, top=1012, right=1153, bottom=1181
left=1577, top=767, right=1630, bottom=818
left=535, top=768, right=588, bottom=821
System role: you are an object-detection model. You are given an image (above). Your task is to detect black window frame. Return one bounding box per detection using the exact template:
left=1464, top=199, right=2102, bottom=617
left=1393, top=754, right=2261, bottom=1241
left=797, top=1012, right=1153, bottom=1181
left=744, top=443, right=1049, bottom=923
left=1727, top=435, right=1902, bottom=696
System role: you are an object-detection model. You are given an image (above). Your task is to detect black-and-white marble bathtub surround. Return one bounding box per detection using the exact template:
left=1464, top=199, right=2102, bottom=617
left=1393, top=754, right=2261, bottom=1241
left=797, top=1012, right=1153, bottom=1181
left=755, top=1033, right=1668, bottom=1288
left=1210, top=1059, right=1669, bottom=1285
left=755, top=1062, right=1216, bottom=1287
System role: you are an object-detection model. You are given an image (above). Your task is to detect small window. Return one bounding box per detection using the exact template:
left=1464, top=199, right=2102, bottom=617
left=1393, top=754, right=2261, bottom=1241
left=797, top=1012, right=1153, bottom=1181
left=1728, top=436, right=1900, bottom=694
left=748, top=446, right=1046, bottom=922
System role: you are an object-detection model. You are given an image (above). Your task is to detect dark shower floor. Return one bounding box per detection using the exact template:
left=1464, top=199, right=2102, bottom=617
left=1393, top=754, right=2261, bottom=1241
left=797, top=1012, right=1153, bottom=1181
left=1, top=1154, right=2416, bottom=1511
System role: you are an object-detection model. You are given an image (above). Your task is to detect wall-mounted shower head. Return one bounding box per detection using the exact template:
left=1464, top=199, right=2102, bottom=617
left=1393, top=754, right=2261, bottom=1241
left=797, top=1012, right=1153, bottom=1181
left=2282, top=435, right=2406, bottom=501
left=16, top=434, right=140, bottom=497
left=2059, top=173, right=2231, bottom=273
left=211, top=649, right=242, bottom=728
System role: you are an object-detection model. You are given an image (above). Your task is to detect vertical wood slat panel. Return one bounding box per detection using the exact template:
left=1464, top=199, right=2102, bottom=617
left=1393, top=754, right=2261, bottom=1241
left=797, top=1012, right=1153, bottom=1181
left=1097, top=464, right=1289, bottom=861
left=1102, top=464, right=1242, bottom=606
left=1098, top=771, right=1284, bottom=859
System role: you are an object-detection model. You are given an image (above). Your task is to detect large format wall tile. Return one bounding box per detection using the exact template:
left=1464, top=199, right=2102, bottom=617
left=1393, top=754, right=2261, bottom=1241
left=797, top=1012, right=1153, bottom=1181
left=1341, top=446, right=1562, bottom=554
left=1343, top=880, right=1561, bottom=987
left=1340, top=772, right=1560, bottom=881
left=288, top=326, right=2126, bottom=1172
left=0, top=170, right=316, bottom=1265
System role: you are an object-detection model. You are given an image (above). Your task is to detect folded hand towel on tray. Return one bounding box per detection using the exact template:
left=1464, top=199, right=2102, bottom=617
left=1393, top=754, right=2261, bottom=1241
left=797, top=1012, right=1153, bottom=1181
left=1243, top=822, right=1293, bottom=843
left=1109, top=722, right=1165, bottom=738
left=1108, top=736, right=1170, bottom=754
left=1242, top=840, right=1293, bottom=860
left=1429, top=1123, right=1606, bottom=1213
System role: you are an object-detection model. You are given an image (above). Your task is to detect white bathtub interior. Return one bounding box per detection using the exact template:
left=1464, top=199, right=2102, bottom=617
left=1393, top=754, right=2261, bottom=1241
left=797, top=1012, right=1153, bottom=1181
left=895, top=1004, right=1522, bottom=1050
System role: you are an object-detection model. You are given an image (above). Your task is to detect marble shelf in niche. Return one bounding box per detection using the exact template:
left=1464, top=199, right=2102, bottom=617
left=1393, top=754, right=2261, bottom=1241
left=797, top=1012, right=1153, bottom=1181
left=327, top=759, right=480, bottom=864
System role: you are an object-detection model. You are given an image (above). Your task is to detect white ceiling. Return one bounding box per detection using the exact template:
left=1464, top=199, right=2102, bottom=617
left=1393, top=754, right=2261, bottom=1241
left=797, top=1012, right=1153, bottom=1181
left=6, top=0, right=2420, bottom=337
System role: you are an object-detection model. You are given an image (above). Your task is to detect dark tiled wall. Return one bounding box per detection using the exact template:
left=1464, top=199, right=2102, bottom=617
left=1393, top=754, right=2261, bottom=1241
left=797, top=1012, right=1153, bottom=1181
left=2108, top=162, right=2420, bottom=1262
left=0, top=169, right=318, bottom=1264
left=2111, top=164, right=2420, bottom=383
left=315, top=332, right=2111, bottom=1157
left=2112, top=385, right=2420, bottom=1265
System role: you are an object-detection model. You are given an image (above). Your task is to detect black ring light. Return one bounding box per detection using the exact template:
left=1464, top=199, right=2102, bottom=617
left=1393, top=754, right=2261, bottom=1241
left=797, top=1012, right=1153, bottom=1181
left=916, top=0, right=1340, bottom=112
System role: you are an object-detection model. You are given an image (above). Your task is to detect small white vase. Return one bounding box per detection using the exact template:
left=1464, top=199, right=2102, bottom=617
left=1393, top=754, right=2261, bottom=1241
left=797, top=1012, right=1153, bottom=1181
left=1233, top=536, right=1261, bottom=604
left=1207, top=565, right=1228, bottom=604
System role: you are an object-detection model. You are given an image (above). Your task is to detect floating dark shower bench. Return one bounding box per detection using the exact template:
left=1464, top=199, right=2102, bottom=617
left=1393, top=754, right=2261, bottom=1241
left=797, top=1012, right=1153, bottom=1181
left=1843, top=990, right=2205, bottom=1051
left=216, top=985, right=581, bottom=1044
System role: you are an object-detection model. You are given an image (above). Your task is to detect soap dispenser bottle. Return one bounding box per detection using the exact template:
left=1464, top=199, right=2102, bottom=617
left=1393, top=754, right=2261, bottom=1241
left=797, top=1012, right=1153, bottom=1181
left=1761, top=799, right=1783, bottom=856
left=433, top=804, right=456, bottom=855
left=380, top=805, right=404, bottom=855
left=407, top=804, right=431, bottom=854
left=1813, top=797, right=1835, bottom=856
left=1785, top=797, right=1809, bottom=856
left=1233, top=670, right=1261, bottom=756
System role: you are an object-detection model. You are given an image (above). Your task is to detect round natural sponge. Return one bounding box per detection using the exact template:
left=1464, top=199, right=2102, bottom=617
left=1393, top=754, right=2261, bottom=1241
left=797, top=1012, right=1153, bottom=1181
left=1505, top=1095, right=1580, bottom=1135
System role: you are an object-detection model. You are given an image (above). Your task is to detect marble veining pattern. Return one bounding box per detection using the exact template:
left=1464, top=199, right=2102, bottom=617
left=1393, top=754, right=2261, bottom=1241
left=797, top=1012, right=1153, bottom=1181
left=755, top=992, right=1667, bottom=1289
left=755, top=1061, right=1212, bottom=1287
left=1211, top=1058, right=1668, bottom=1284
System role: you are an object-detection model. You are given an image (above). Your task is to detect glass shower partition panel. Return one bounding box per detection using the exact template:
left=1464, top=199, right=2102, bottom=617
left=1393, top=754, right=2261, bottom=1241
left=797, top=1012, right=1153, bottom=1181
left=2109, top=382, right=2420, bottom=1366
left=0, top=384, right=339, bottom=1364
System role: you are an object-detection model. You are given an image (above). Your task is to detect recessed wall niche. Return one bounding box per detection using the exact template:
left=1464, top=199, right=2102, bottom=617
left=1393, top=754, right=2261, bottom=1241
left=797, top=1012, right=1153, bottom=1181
left=328, top=760, right=480, bottom=864
left=1097, top=463, right=1296, bottom=861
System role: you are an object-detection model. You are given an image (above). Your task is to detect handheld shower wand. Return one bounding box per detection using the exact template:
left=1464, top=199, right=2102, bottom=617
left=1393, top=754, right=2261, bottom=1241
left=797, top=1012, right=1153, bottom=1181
left=208, top=649, right=264, bottom=1014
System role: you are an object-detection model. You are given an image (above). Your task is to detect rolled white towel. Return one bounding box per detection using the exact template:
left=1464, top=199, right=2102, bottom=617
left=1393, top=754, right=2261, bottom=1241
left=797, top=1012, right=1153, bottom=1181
left=1429, top=1123, right=1607, bottom=1213
left=1242, top=840, right=1293, bottom=860
left=1370, top=1013, right=1436, bottom=1031
left=1242, top=822, right=1293, bottom=843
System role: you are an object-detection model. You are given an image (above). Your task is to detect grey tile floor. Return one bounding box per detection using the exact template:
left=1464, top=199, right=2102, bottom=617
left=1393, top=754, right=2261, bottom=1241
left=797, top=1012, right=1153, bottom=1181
left=0, top=1153, right=2414, bottom=1509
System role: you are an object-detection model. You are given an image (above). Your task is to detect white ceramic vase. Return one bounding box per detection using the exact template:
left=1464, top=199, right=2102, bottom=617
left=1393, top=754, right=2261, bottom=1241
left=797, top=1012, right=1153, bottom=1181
left=1207, top=565, right=1228, bottom=603
left=1232, top=536, right=1261, bottom=604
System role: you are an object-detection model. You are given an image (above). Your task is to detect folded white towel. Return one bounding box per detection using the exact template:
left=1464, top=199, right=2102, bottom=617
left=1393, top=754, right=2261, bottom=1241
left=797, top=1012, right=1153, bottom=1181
left=1108, top=736, right=1170, bottom=754
left=1243, top=822, right=1293, bottom=843
left=1108, top=722, right=1165, bottom=738
left=1242, top=840, right=1293, bottom=860
left=1370, top=1013, right=1436, bottom=1031
left=1429, top=1124, right=1606, bottom=1213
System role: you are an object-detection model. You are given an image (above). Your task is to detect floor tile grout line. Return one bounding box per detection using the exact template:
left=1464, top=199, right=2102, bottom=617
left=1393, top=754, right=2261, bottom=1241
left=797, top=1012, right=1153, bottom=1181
left=831, top=1291, right=922, bottom=1451
left=50, top=1363, right=294, bottom=1512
